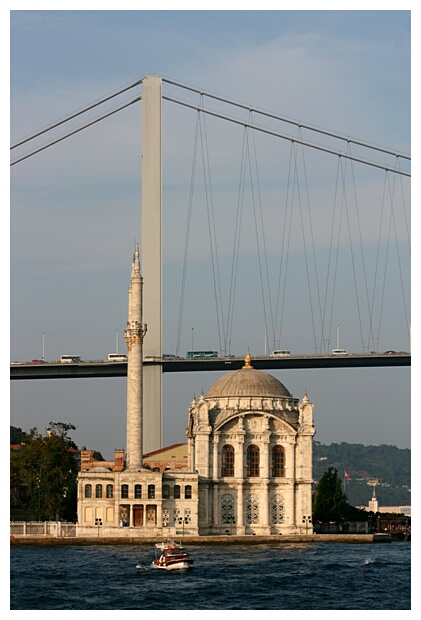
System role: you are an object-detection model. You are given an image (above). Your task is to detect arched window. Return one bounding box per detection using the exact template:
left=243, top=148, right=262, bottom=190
left=134, top=484, right=142, bottom=499
left=272, top=445, right=286, bottom=477
left=163, top=484, right=170, bottom=499
left=184, top=485, right=192, bottom=499
left=174, top=485, right=181, bottom=499
left=221, top=444, right=235, bottom=477
left=85, top=484, right=92, bottom=498
left=95, top=484, right=102, bottom=498
left=121, top=484, right=129, bottom=499
left=106, top=484, right=113, bottom=498
left=148, top=484, right=155, bottom=499
left=247, top=445, right=260, bottom=477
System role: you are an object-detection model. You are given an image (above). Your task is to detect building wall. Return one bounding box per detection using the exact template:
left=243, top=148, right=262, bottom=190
left=77, top=467, right=199, bottom=537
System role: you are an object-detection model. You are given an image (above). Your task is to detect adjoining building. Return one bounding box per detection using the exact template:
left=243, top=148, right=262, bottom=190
left=76, top=247, right=316, bottom=537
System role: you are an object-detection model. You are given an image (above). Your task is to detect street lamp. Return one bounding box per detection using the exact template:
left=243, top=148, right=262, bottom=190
left=302, top=515, right=312, bottom=535
left=95, top=517, right=102, bottom=537
left=175, top=515, right=188, bottom=537
left=227, top=515, right=236, bottom=535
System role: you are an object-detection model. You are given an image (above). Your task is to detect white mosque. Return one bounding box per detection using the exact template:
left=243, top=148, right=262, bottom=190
left=76, top=245, right=316, bottom=537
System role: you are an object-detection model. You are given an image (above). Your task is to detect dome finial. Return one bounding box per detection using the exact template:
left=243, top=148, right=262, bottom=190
left=243, top=350, right=253, bottom=368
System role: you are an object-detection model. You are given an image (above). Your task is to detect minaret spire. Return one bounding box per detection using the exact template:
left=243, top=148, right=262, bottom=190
left=124, top=243, right=147, bottom=470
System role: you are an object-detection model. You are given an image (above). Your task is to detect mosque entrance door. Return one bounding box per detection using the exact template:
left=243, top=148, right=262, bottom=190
left=133, top=506, right=144, bottom=527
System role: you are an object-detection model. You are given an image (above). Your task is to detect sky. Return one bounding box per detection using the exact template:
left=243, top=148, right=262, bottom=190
left=6, top=6, right=413, bottom=460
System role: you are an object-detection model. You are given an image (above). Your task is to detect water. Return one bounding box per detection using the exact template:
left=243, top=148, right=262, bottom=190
left=10, top=542, right=411, bottom=610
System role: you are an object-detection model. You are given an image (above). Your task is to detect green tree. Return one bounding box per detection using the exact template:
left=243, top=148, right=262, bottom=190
left=313, top=467, right=350, bottom=522
left=10, top=425, right=25, bottom=444
left=10, top=422, right=78, bottom=522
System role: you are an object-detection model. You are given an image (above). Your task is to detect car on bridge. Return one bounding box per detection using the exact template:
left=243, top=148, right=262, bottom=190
left=270, top=350, right=291, bottom=357
left=331, top=349, right=348, bottom=355
left=106, top=354, right=128, bottom=362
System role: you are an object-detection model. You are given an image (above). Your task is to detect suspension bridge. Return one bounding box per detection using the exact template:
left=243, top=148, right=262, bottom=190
left=10, top=75, right=411, bottom=451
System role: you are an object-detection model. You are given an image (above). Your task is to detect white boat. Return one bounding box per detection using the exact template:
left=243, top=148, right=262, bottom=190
left=151, top=539, right=194, bottom=571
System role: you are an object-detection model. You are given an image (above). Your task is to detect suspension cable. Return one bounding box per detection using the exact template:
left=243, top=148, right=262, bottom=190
left=162, top=77, right=410, bottom=162
left=11, top=77, right=145, bottom=150
left=10, top=97, right=141, bottom=166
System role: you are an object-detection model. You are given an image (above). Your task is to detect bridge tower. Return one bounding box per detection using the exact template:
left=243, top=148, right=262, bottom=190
left=141, top=76, right=163, bottom=453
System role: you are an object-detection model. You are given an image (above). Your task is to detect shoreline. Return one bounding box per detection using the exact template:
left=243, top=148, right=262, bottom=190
left=10, top=533, right=392, bottom=545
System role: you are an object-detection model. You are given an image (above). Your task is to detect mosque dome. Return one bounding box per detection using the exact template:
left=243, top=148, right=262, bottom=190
left=206, top=352, right=292, bottom=399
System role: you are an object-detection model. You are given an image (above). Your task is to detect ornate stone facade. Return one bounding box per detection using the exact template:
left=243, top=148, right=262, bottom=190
left=187, top=352, right=316, bottom=535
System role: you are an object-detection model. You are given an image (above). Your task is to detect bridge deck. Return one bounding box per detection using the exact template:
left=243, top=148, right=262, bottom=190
left=10, top=354, right=410, bottom=379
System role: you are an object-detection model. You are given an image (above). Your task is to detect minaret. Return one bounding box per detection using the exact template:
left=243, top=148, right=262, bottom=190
left=124, top=243, right=147, bottom=470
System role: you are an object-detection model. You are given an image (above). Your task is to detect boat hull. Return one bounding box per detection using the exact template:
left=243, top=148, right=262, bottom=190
left=151, top=560, right=193, bottom=571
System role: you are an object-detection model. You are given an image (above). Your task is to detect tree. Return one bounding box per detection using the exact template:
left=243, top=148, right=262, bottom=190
left=313, top=467, right=352, bottom=522
left=10, top=425, right=25, bottom=444
left=10, top=422, right=79, bottom=522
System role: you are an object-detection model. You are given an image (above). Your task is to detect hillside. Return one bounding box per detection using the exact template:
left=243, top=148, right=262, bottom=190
left=313, top=441, right=411, bottom=507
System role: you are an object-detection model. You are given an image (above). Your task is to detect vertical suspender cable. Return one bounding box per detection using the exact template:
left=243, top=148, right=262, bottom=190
left=226, top=125, right=248, bottom=354
left=297, top=130, right=324, bottom=353
left=386, top=172, right=410, bottom=336
left=348, top=151, right=374, bottom=352
left=274, top=142, right=295, bottom=350
left=198, top=109, right=225, bottom=354
left=293, top=143, right=318, bottom=353
left=250, top=114, right=276, bottom=346
left=246, top=129, right=269, bottom=345
left=175, top=108, right=201, bottom=357
left=320, top=157, right=341, bottom=354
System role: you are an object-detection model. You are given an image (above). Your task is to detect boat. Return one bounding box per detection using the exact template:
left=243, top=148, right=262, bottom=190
left=151, top=539, right=194, bottom=571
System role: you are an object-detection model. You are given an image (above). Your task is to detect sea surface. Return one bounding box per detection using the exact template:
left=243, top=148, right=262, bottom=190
left=10, top=541, right=411, bottom=610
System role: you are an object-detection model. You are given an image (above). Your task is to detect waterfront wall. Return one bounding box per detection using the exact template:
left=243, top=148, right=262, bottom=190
left=10, top=523, right=391, bottom=545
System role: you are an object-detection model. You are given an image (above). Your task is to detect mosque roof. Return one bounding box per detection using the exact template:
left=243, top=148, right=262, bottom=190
left=206, top=352, right=292, bottom=399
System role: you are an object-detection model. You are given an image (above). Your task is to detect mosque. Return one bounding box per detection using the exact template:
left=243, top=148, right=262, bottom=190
left=76, top=245, right=316, bottom=537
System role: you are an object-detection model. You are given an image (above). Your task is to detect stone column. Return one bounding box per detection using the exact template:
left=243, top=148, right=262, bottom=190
left=236, top=433, right=245, bottom=531
left=236, top=482, right=245, bottom=532
left=261, top=430, right=271, bottom=478
left=261, top=480, right=270, bottom=529
left=156, top=502, right=162, bottom=529
left=235, top=425, right=245, bottom=478
left=213, top=484, right=219, bottom=529
left=213, top=434, right=220, bottom=479
left=187, top=436, right=195, bottom=472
